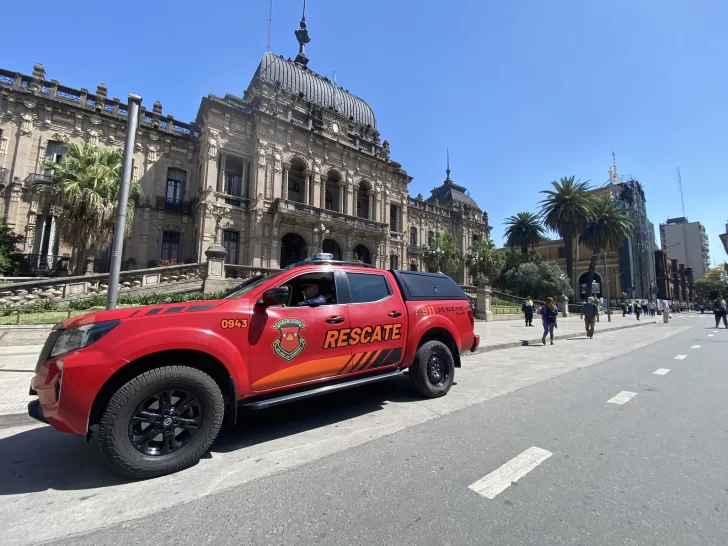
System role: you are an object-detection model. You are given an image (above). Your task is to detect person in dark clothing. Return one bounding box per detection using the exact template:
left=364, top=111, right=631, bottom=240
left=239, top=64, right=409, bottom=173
left=539, top=297, right=559, bottom=345
left=521, top=296, right=535, bottom=327
left=635, top=303, right=641, bottom=320
left=622, top=302, right=627, bottom=317
left=581, top=297, right=600, bottom=338
left=713, top=297, right=728, bottom=328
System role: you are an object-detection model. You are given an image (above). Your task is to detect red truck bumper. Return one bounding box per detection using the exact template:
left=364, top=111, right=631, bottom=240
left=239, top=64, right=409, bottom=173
left=29, top=346, right=127, bottom=435
left=471, top=335, right=480, bottom=352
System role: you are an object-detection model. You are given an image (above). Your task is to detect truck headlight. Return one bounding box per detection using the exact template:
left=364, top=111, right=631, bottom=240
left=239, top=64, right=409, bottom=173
left=50, top=320, right=120, bottom=358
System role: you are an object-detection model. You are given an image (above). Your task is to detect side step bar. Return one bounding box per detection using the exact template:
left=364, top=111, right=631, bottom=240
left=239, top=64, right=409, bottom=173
left=241, top=369, right=403, bottom=410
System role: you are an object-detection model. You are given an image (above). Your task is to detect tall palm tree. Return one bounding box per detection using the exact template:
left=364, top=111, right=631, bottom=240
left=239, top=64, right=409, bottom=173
left=539, top=176, right=594, bottom=286
left=422, top=231, right=461, bottom=275
left=581, top=194, right=634, bottom=298
left=503, top=212, right=546, bottom=255
left=33, top=143, right=141, bottom=273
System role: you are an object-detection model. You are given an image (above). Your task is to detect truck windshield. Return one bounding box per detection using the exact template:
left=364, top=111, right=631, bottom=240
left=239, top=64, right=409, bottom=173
left=223, top=271, right=286, bottom=299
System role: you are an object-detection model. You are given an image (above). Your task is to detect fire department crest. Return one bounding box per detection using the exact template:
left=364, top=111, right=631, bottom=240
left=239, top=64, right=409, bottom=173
left=272, top=318, right=307, bottom=361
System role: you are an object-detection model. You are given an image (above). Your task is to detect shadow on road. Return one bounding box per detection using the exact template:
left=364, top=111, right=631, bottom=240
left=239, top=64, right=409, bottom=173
left=0, top=374, right=422, bottom=495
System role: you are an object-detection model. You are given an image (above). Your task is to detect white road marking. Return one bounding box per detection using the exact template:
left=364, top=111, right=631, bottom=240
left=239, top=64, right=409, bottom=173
left=468, top=447, right=552, bottom=500
left=708, top=334, right=714, bottom=337
left=691, top=345, right=701, bottom=349
left=607, top=391, right=638, bottom=405
left=714, top=331, right=720, bottom=333
left=653, top=368, right=670, bottom=375
left=674, top=354, right=687, bottom=360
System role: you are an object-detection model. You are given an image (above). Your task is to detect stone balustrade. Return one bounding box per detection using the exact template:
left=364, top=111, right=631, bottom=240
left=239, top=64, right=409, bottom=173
left=224, top=264, right=282, bottom=280
left=0, top=263, right=206, bottom=308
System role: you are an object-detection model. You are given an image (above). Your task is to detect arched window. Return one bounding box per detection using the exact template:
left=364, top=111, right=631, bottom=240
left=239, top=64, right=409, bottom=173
left=409, top=227, right=417, bottom=247
left=325, top=189, right=334, bottom=211
left=357, top=183, right=369, bottom=219
left=288, top=180, right=301, bottom=203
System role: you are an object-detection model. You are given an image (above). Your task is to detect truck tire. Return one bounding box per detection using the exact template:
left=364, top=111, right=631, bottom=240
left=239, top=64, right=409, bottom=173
left=98, top=366, right=224, bottom=480
left=409, top=340, right=455, bottom=398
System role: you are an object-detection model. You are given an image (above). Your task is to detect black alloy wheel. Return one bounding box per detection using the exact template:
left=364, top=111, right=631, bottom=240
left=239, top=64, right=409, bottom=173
left=426, top=352, right=449, bottom=388
left=128, top=388, right=203, bottom=456
left=409, top=340, right=455, bottom=398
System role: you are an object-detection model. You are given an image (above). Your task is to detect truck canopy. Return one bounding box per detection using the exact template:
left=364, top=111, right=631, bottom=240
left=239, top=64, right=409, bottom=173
left=389, top=270, right=468, bottom=302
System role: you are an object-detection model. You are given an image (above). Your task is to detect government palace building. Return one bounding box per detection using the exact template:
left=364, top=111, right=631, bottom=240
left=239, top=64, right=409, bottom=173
left=0, top=12, right=489, bottom=284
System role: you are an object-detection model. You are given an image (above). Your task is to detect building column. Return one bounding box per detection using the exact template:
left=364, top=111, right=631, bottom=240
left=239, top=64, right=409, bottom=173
left=304, top=170, right=311, bottom=206
left=319, top=175, right=328, bottom=210
left=217, top=154, right=226, bottom=193
left=347, top=180, right=355, bottom=216
left=281, top=163, right=290, bottom=201
left=338, top=180, right=346, bottom=213
left=368, top=190, right=375, bottom=220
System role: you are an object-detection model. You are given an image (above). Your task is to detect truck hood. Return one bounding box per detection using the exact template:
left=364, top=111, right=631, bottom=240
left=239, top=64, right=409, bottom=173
left=61, top=300, right=224, bottom=329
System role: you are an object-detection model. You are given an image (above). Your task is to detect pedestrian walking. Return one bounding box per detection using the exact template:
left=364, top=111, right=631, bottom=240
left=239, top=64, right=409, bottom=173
left=580, top=296, right=600, bottom=338
left=540, top=296, right=559, bottom=345
left=648, top=300, right=656, bottom=317
left=712, top=296, right=728, bottom=328
left=622, top=301, right=628, bottom=317
left=661, top=300, right=669, bottom=323
left=635, top=302, right=641, bottom=320
left=521, top=296, right=535, bottom=327
left=641, top=301, right=648, bottom=316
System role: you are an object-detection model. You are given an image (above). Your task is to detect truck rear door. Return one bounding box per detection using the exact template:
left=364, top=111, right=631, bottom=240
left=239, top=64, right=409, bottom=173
left=333, top=270, right=406, bottom=374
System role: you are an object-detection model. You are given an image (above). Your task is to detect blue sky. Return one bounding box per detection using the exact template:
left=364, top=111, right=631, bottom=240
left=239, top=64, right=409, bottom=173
left=3, top=0, right=727, bottom=262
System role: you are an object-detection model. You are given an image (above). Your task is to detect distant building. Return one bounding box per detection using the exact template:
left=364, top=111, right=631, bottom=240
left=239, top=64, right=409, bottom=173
left=659, top=217, right=710, bottom=280
left=533, top=239, right=622, bottom=301
left=719, top=221, right=727, bottom=256
left=603, top=157, right=658, bottom=300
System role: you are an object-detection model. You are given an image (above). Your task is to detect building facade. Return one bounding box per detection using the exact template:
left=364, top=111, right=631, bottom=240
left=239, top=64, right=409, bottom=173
left=0, top=14, right=488, bottom=281
left=604, top=158, right=658, bottom=299
left=659, top=217, right=710, bottom=280
left=534, top=239, right=622, bottom=301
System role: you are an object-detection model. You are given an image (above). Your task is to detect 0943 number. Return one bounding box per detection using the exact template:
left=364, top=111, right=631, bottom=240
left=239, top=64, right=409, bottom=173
left=221, top=319, right=248, bottom=329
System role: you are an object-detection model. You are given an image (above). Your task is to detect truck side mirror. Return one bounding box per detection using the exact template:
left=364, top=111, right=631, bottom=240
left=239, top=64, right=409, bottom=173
left=261, top=287, right=289, bottom=307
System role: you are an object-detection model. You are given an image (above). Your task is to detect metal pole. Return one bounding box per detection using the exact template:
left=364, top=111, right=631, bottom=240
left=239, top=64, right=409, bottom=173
left=107, top=93, right=142, bottom=310
left=604, top=252, right=611, bottom=322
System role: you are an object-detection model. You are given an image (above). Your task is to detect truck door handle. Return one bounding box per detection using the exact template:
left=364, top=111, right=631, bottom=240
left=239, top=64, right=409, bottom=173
left=326, top=316, right=345, bottom=324
left=388, top=311, right=402, bottom=318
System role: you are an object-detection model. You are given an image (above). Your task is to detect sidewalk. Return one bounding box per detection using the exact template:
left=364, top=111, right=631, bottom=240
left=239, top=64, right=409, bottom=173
left=0, top=313, right=692, bottom=418
left=475, top=312, right=661, bottom=352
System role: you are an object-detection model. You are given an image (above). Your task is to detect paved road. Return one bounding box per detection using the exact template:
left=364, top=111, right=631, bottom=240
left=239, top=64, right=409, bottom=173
left=0, top=314, right=722, bottom=545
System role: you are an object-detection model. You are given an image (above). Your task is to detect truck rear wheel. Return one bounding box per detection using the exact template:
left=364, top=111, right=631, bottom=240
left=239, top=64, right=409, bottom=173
left=98, top=366, right=224, bottom=480
left=409, top=340, right=455, bottom=398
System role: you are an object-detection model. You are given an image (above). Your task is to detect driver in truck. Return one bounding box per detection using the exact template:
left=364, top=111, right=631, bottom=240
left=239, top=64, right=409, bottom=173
left=297, top=281, right=327, bottom=307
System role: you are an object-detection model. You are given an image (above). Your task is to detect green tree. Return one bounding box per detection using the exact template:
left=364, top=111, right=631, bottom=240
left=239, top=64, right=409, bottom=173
left=502, top=260, right=575, bottom=302
left=32, top=143, right=141, bottom=273
left=0, top=216, right=24, bottom=275
left=465, top=239, right=506, bottom=284
left=580, top=194, right=634, bottom=298
left=422, top=231, right=461, bottom=275
left=539, top=176, right=595, bottom=286
left=695, top=267, right=727, bottom=304
left=503, top=212, right=546, bottom=255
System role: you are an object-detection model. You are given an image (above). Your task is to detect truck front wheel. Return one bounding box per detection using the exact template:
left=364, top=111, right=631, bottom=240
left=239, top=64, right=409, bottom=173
left=98, top=366, right=224, bottom=479
left=409, top=340, right=455, bottom=398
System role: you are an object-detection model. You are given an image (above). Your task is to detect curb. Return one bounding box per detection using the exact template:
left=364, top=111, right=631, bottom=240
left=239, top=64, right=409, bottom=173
left=469, top=320, right=654, bottom=355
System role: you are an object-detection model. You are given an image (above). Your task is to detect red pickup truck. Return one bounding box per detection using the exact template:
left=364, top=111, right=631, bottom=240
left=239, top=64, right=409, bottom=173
left=28, top=254, right=479, bottom=479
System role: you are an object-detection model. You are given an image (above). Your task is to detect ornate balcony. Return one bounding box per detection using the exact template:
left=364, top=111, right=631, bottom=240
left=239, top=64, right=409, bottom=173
left=271, top=198, right=388, bottom=234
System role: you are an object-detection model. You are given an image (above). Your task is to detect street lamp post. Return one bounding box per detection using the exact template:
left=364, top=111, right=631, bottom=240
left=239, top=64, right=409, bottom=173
left=603, top=252, right=611, bottom=322
left=313, top=223, right=329, bottom=254
left=107, top=93, right=142, bottom=310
